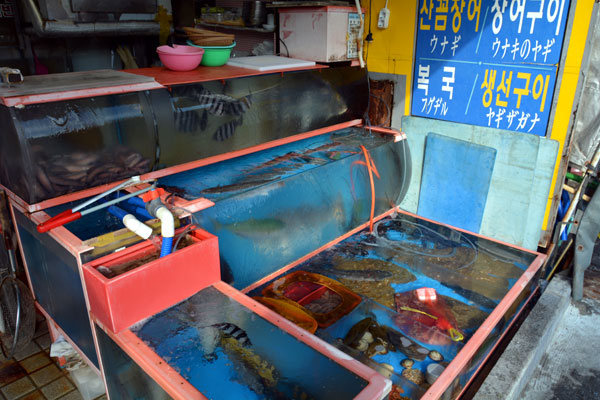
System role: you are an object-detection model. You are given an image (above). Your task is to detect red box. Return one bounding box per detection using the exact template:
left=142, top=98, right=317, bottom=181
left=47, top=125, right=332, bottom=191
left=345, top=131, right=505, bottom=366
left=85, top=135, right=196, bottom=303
left=83, top=228, right=220, bottom=332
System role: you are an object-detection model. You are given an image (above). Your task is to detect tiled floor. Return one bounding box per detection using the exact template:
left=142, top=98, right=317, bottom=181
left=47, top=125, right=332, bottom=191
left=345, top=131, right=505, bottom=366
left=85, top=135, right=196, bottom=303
left=0, top=315, right=105, bottom=400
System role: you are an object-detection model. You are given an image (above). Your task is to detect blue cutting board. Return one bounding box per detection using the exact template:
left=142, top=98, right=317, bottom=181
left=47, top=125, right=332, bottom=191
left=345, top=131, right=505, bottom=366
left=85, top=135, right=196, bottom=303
left=417, top=133, right=497, bottom=233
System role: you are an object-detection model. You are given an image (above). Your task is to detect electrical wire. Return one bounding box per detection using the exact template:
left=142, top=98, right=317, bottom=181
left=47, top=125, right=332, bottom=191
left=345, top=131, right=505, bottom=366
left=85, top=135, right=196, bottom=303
left=363, top=65, right=373, bottom=135
left=173, top=223, right=199, bottom=251
left=279, top=38, right=289, bottom=57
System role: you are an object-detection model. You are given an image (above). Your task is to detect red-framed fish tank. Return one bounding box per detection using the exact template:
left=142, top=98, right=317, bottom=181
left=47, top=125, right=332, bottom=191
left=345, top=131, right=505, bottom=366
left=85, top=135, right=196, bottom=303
left=0, top=64, right=546, bottom=400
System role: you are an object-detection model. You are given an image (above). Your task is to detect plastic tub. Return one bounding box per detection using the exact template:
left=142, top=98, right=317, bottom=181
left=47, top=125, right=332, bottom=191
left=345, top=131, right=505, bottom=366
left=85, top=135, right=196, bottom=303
left=156, top=45, right=204, bottom=71
left=187, top=40, right=236, bottom=66
left=83, top=228, right=220, bottom=332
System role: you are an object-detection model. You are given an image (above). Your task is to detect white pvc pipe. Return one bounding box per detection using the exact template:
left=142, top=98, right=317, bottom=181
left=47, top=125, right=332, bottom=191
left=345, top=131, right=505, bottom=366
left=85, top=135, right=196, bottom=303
left=155, top=206, right=175, bottom=238
left=122, top=214, right=153, bottom=240
left=354, top=0, right=365, bottom=68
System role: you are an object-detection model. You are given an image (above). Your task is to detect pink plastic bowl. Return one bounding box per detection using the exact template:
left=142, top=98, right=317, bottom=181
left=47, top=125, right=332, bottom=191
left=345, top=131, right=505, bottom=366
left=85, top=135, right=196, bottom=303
left=157, top=45, right=204, bottom=71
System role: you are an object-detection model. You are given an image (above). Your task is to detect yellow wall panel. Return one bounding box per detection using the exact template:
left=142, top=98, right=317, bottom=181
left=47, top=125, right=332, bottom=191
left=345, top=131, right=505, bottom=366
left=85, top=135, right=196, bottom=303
left=364, top=0, right=417, bottom=115
left=542, top=0, right=594, bottom=231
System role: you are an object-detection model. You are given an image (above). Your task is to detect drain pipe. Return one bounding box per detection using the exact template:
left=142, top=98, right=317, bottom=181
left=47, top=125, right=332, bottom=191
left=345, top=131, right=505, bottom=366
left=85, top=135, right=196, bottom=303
left=108, top=206, right=153, bottom=240
left=354, top=0, right=365, bottom=68
left=145, top=198, right=175, bottom=257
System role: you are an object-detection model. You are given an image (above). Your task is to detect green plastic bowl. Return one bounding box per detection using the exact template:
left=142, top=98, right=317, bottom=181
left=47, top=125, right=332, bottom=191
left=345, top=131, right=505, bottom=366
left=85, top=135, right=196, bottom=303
left=186, top=40, right=236, bottom=67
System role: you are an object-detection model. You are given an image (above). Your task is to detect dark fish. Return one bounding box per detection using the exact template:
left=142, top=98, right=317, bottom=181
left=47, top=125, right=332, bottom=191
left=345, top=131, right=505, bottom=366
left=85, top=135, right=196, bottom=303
left=212, top=116, right=244, bottom=142
left=305, top=141, right=342, bottom=153
left=328, top=268, right=392, bottom=282
left=343, top=317, right=374, bottom=347
left=212, top=323, right=252, bottom=347
left=196, top=91, right=252, bottom=117
left=372, top=245, right=506, bottom=301
left=443, top=283, right=498, bottom=310
left=200, top=109, right=208, bottom=131
left=175, top=109, right=203, bottom=133
left=386, top=328, right=430, bottom=361
left=176, top=84, right=252, bottom=117
left=200, top=178, right=276, bottom=195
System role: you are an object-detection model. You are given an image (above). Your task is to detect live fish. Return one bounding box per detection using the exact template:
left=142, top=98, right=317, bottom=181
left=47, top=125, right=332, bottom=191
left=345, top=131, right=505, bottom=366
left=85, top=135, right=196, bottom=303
left=327, top=268, right=392, bottom=282
left=175, top=108, right=208, bottom=133
left=213, top=116, right=244, bottom=141
left=197, top=92, right=252, bottom=116
left=443, top=282, right=498, bottom=310
left=33, top=147, right=149, bottom=198
left=201, top=178, right=276, bottom=195
left=211, top=323, right=252, bottom=347
left=386, top=328, right=430, bottom=361
left=175, top=85, right=252, bottom=117
left=373, top=244, right=507, bottom=301
left=246, top=150, right=328, bottom=174
left=246, top=151, right=305, bottom=173
left=305, top=141, right=342, bottom=154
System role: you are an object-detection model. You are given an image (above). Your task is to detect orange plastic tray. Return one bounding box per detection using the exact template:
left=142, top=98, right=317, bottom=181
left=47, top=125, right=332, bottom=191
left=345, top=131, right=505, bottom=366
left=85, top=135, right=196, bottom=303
left=262, top=270, right=361, bottom=328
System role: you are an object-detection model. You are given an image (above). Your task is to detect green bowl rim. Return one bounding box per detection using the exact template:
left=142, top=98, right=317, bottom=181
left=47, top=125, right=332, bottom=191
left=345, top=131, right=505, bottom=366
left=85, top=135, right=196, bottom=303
left=186, top=40, right=237, bottom=49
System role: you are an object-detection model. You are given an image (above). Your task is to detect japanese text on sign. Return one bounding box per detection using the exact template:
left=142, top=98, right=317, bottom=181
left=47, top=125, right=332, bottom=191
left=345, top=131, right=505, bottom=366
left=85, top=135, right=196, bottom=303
left=411, top=0, right=570, bottom=136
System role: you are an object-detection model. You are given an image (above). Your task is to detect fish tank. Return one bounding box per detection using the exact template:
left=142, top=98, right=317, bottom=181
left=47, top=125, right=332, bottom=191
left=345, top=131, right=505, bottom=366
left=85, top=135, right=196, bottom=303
left=248, top=212, right=542, bottom=398
left=0, top=66, right=367, bottom=206
left=158, top=126, right=411, bottom=289
left=0, top=92, right=156, bottom=204
left=128, top=283, right=385, bottom=399
left=151, top=67, right=368, bottom=169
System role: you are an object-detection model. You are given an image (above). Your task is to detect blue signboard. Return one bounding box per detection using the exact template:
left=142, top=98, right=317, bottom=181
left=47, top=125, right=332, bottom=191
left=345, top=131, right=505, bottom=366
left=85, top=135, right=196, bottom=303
left=411, top=0, right=571, bottom=136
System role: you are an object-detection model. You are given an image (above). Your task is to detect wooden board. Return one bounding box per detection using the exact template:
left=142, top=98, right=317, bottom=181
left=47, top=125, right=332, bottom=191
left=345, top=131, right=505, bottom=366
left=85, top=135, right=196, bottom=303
left=0, top=70, right=160, bottom=106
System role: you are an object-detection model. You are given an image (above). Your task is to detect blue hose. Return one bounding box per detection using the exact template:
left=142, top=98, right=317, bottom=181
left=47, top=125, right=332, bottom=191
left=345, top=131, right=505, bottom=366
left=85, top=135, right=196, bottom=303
left=121, top=204, right=153, bottom=221
left=126, top=196, right=147, bottom=208
left=160, top=236, right=173, bottom=258
left=107, top=205, right=128, bottom=220
left=109, top=193, right=153, bottom=220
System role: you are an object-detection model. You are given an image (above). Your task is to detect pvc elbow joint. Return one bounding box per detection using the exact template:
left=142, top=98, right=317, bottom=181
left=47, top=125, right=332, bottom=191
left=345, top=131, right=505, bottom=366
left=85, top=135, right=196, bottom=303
left=122, top=214, right=153, bottom=240
left=155, top=206, right=175, bottom=238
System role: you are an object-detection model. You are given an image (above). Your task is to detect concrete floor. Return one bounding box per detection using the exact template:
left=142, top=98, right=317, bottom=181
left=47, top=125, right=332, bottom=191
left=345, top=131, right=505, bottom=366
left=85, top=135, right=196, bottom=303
left=521, top=266, right=600, bottom=400
left=475, top=240, right=600, bottom=400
